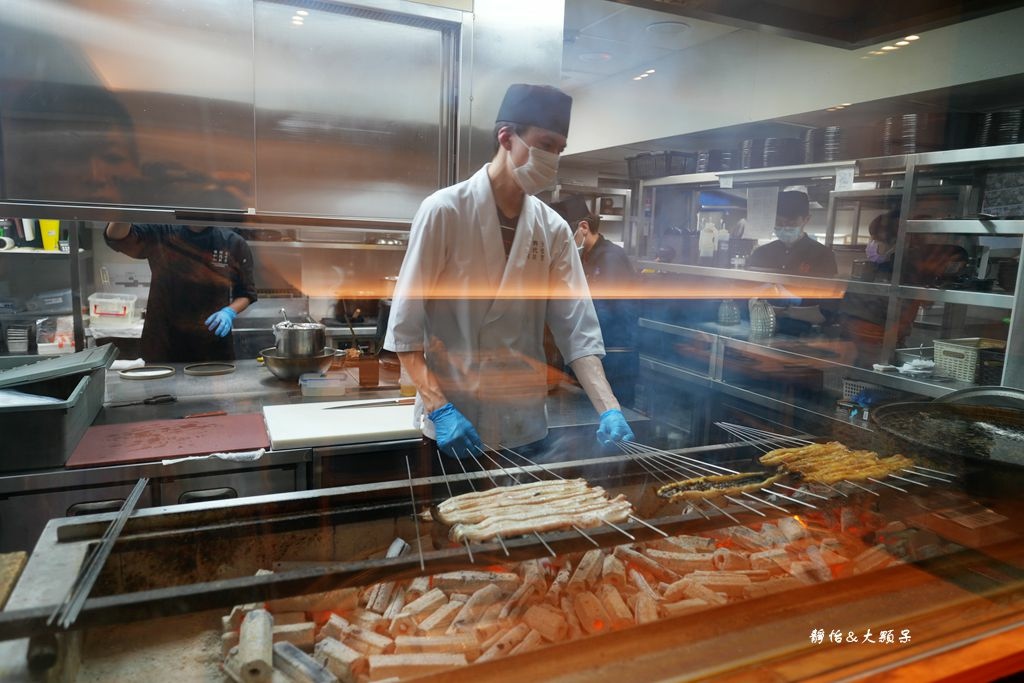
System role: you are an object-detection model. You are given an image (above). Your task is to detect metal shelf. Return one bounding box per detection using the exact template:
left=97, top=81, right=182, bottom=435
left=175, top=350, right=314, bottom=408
left=716, top=160, right=857, bottom=185
left=248, top=241, right=406, bottom=251
left=636, top=260, right=881, bottom=294
left=641, top=172, right=720, bottom=188
left=895, top=285, right=1014, bottom=308
left=904, top=219, right=1024, bottom=236
left=0, top=248, right=90, bottom=256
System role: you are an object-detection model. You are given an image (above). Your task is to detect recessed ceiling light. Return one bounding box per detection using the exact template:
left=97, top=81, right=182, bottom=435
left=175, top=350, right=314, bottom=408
left=905, top=35, right=920, bottom=40
left=895, top=40, right=910, bottom=46
left=296, top=9, right=308, bottom=16
left=881, top=45, right=897, bottom=51
left=633, top=76, right=644, bottom=81
left=869, top=51, right=884, bottom=55
left=645, top=21, right=689, bottom=36
left=840, top=103, right=852, bottom=107
left=645, top=69, right=656, bottom=74
left=578, top=52, right=611, bottom=64
left=292, top=19, right=303, bottom=25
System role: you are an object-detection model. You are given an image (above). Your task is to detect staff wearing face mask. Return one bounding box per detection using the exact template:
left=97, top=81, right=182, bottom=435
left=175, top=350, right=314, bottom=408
left=553, top=195, right=639, bottom=407
left=385, top=84, right=634, bottom=461
left=746, top=191, right=837, bottom=277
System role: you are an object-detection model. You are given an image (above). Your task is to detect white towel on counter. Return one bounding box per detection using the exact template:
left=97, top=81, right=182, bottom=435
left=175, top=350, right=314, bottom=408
left=111, top=358, right=146, bottom=371
left=161, top=448, right=266, bottom=467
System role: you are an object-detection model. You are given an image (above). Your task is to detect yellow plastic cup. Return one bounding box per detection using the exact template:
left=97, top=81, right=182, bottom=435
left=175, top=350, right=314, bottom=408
left=40, top=219, right=60, bottom=251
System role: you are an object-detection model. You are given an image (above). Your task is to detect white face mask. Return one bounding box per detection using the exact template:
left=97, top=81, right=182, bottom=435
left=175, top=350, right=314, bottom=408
left=510, top=138, right=559, bottom=195
left=774, top=226, right=803, bottom=245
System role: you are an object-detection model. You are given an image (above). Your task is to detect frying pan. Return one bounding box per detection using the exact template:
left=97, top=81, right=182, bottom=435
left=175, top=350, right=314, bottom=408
left=871, top=401, right=1024, bottom=466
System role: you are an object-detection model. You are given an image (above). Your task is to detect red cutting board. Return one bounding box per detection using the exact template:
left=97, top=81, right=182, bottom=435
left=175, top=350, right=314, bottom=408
left=66, top=413, right=269, bottom=468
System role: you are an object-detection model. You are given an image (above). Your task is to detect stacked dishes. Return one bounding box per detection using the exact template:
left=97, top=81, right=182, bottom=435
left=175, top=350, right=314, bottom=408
left=993, top=110, right=1023, bottom=146
left=740, top=139, right=765, bottom=169
left=696, top=149, right=734, bottom=173
left=803, top=128, right=823, bottom=163
left=823, top=126, right=846, bottom=161
left=762, top=138, right=802, bottom=167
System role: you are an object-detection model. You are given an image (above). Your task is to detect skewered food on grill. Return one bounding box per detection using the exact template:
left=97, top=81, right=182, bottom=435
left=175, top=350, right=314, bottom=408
left=434, top=479, right=633, bottom=543
left=759, top=442, right=913, bottom=484
left=656, top=472, right=783, bottom=502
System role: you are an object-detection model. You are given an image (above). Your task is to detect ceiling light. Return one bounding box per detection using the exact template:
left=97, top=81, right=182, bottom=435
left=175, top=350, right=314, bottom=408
left=881, top=45, right=897, bottom=51
left=645, top=21, right=689, bottom=36
left=840, top=103, right=851, bottom=106
left=578, top=52, right=611, bottom=64
left=292, top=19, right=303, bottom=25
left=869, top=51, right=884, bottom=55
left=633, top=76, right=643, bottom=81
left=905, top=35, right=919, bottom=40
left=645, top=69, right=656, bottom=74
left=895, top=40, right=910, bottom=46
left=296, top=9, right=308, bottom=16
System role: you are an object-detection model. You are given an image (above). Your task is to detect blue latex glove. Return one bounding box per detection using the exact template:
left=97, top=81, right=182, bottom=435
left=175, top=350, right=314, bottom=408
left=429, top=402, right=483, bottom=459
left=597, top=409, right=634, bottom=446
left=205, top=306, right=237, bottom=337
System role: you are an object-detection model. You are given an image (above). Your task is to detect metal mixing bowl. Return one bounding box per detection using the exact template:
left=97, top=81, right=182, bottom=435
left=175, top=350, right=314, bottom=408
left=260, top=347, right=338, bottom=381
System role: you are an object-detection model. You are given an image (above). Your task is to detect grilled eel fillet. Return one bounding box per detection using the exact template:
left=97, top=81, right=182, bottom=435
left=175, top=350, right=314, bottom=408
left=656, top=471, right=783, bottom=502
left=435, top=479, right=635, bottom=543
left=759, top=441, right=914, bottom=485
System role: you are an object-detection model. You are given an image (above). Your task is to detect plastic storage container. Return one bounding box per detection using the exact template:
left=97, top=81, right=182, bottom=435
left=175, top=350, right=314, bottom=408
left=0, top=344, right=116, bottom=471
left=88, top=292, right=138, bottom=326
left=933, top=338, right=1006, bottom=383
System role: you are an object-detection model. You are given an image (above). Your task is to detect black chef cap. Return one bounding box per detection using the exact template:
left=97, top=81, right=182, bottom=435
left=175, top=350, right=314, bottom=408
left=496, top=84, right=572, bottom=138
left=777, top=190, right=810, bottom=219
left=550, top=195, right=590, bottom=224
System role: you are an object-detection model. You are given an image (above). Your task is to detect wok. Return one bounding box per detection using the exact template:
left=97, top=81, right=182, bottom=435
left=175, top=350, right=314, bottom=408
left=871, top=401, right=1024, bottom=466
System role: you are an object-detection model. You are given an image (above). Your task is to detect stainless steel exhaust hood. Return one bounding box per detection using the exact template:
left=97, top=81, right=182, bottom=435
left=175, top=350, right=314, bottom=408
left=0, top=0, right=479, bottom=228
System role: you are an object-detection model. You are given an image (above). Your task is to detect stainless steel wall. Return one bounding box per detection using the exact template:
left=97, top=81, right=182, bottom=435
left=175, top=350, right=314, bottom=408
left=0, top=0, right=564, bottom=221
left=0, top=0, right=256, bottom=210
left=253, top=1, right=461, bottom=220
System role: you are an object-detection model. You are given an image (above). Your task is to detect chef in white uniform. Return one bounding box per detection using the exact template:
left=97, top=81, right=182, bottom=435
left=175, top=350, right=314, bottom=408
left=384, top=83, right=634, bottom=459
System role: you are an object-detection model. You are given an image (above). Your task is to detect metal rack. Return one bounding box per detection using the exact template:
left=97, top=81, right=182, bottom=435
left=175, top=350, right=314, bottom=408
left=632, top=144, right=1024, bottom=390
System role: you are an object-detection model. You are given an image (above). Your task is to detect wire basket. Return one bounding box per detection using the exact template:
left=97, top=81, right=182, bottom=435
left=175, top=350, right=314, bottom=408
left=933, top=338, right=1005, bottom=383
left=626, top=151, right=695, bottom=180
left=841, top=378, right=900, bottom=402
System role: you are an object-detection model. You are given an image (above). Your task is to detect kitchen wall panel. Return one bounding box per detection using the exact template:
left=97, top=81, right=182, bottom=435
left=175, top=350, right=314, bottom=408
left=253, top=0, right=461, bottom=220
left=0, top=0, right=256, bottom=209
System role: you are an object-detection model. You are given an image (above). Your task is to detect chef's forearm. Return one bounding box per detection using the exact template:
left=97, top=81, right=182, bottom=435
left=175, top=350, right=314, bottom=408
left=570, top=355, right=620, bottom=415
left=105, top=222, right=132, bottom=240
left=228, top=297, right=252, bottom=315
left=396, top=351, right=447, bottom=413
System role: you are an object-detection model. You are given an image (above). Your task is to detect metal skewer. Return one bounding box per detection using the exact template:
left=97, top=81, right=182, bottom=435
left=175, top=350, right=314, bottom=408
left=842, top=480, right=881, bottom=496
left=771, top=482, right=829, bottom=500
left=724, top=495, right=766, bottom=517
left=867, top=477, right=907, bottom=493
left=761, top=487, right=817, bottom=509
left=405, top=456, right=426, bottom=572
left=901, top=468, right=952, bottom=483
left=887, top=473, right=929, bottom=487
left=742, top=491, right=790, bottom=513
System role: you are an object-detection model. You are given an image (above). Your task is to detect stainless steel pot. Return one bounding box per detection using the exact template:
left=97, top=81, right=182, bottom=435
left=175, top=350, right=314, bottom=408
left=273, top=321, right=327, bottom=358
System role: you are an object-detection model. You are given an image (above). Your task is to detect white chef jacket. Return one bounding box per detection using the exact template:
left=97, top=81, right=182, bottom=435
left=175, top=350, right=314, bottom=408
left=384, top=165, right=605, bottom=447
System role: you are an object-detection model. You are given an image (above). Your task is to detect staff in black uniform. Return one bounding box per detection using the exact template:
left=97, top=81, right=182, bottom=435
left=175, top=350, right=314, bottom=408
left=104, top=223, right=257, bottom=362
left=747, top=190, right=837, bottom=277
left=553, top=195, right=639, bottom=406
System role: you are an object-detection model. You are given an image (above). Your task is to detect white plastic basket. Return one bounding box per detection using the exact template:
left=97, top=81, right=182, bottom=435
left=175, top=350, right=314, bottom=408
left=933, top=338, right=1005, bottom=383
left=88, top=293, right=138, bottom=327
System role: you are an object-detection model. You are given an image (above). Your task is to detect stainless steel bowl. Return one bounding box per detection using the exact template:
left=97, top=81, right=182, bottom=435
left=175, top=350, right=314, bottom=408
left=260, top=347, right=337, bottom=381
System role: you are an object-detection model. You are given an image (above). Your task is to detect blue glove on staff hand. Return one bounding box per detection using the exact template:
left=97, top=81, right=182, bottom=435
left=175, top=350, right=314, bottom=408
left=429, top=402, right=483, bottom=460
left=205, top=307, right=237, bottom=337
left=597, top=409, right=634, bottom=446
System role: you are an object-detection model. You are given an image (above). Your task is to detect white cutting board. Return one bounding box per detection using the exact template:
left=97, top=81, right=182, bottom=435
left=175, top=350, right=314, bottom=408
left=263, top=399, right=421, bottom=449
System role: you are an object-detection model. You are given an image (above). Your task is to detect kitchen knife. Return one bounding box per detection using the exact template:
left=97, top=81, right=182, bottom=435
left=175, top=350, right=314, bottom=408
left=322, top=397, right=415, bottom=410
